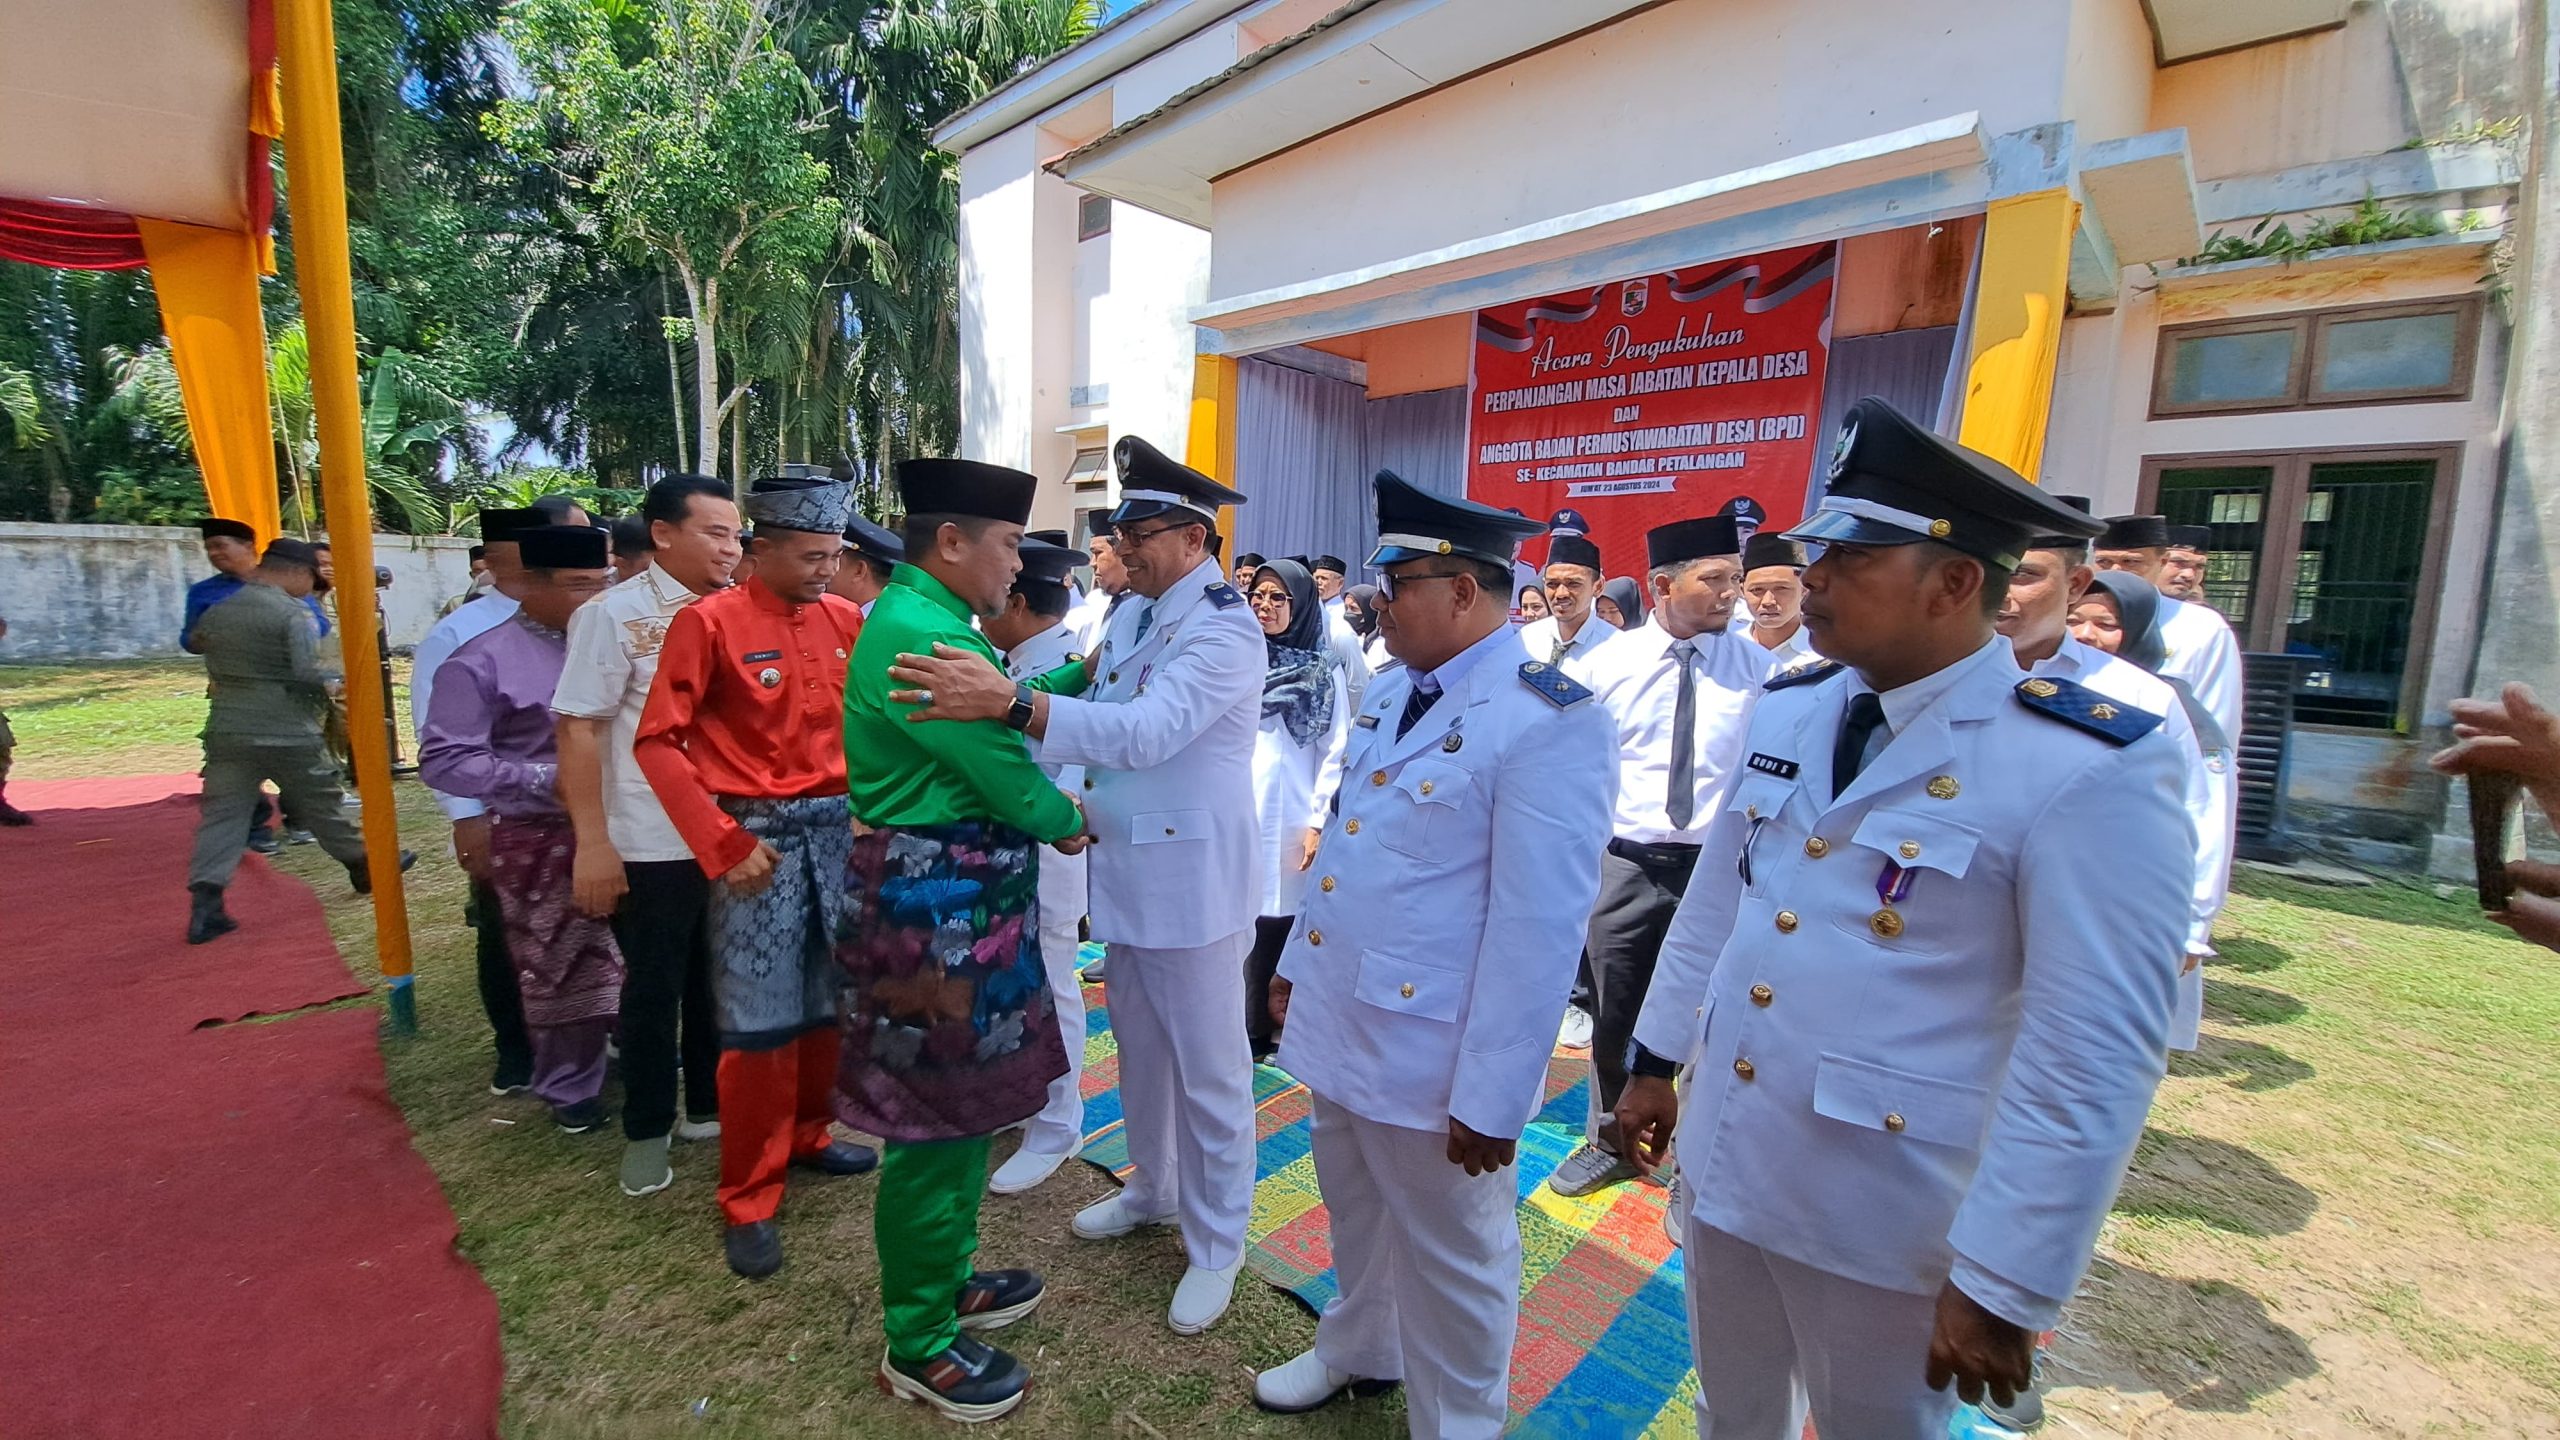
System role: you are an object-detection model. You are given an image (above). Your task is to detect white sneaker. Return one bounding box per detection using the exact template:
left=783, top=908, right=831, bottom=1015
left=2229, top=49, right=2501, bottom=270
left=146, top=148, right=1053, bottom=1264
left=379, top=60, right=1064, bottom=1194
left=1071, top=1191, right=1177, bottom=1241
left=1167, top=1261, right=1240, bottom=1335
left=1253, top=1348, right=1397, bottom=1414
left=1662, top=1172, right=1686, bottom=1248
left=673, top=1114, right=721, bottom=1143
left=988, top=1145, right=1070, bottom=1196
left=1557, top=1005, right=1595, bottom=1051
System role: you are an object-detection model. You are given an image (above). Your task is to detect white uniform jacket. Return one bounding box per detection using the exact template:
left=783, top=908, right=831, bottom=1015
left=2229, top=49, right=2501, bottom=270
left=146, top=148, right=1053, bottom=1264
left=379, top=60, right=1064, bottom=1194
left=1630, top=638, right=2193, bottom=1330
left=1251, top=678, right=1351, bottom=917
left=2154, top=596, right=2243, bottom=956
left=1276, top=628, right=1616, bottom=1141
left=1007, top=620, right=1089, bottom=912
left=1036, top=557, right=1265, bottom=949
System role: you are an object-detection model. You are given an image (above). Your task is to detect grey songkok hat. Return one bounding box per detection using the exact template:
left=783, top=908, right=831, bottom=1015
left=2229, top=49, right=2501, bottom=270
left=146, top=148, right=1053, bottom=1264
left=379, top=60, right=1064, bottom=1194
left=743, top=475, right=856, bottom=537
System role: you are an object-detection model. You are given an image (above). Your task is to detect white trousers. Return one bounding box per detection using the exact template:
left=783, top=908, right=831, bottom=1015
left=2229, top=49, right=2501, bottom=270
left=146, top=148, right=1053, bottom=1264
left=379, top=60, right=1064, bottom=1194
left=1106, top=933, right=1256, bottom=1269
left=1020, top=850, right=1089, bottom=1158
left=1681, top=1212, right=1954, bottom=1440
left=1309, top=1093, right=1518, bottom=1440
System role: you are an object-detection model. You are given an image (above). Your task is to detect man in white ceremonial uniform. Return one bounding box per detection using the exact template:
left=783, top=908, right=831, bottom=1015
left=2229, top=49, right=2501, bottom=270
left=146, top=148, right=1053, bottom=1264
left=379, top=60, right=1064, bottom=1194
left=1615, top=399, right=2196, bottom=1438
left=887, top=435, right=1263, bottom=1335
left=2094, top=512, right=2243, bottom=1035
left=1515, top=531, right=1617, bottom=679
left=1253, top=473, right=1613, bottom=1436
left=980, top=538, right=1094, bottom=1194
left=1548, top=515, right=1768, bottom=1199
left=1741, top=532, right=1823, bottom=666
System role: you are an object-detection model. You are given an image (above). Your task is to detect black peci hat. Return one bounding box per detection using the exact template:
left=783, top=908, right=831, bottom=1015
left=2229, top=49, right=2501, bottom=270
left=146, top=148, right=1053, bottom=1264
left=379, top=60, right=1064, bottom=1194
left=1741, top=532, right=1808, bottom=572
left=1108, top=436, right=1246, bottom=525
left=1312, top=554, right=1348, bottom=576
left=1026, top=528, right=1070, bottom=548
left=1368, top=470, right=1544, bottom=568
left=895, top=459, right=1037, bottom=527
left=1545, top=534, right=1604, bottom=574
left=260, top=537, right=319, bottom=570
left=517, top=524, right=610, bottom=570
left=1784, top=397, right=2100, bottom=570
left=1645, top=515, right=1742, bottom=570
left=2098, top=514, right=2172, bottom=551
left=2166, top=523, right=2211, bottom=552
left=197, top=516, right=256, bottom=543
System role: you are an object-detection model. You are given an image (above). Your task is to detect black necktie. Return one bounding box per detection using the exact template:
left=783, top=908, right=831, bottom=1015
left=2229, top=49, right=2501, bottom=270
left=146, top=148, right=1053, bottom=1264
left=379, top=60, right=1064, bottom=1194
left=1398, top=679, right=1441, bottom=738
left=1832, top=692, right=1887, bottom=799
left=1667, top=639, right=1699, bottom=830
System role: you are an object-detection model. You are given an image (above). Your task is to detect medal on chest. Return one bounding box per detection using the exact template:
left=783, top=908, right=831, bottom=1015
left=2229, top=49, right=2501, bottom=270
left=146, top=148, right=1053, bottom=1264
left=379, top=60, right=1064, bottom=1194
left=1870, top=860, right=1917, bottom=938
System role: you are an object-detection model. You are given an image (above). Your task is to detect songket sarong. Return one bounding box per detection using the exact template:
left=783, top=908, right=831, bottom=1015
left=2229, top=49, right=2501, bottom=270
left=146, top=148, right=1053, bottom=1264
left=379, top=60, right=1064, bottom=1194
left=706, top=793, right=852, bottom=1050
left=487, top=813, right=625, bottom=1027
left=837, top=820, right=1067, bottom=1143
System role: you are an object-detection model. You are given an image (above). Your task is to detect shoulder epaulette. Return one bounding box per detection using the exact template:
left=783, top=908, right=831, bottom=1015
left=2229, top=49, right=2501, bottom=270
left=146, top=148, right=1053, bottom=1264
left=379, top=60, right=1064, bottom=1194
left=2016, top=676, right=2161, bottom=745
left=1204, top=581, right=1244, bottom=610
left=1762, top=658, right=1843, bottom=692
left=1520, top=659, right=1592, bottom=708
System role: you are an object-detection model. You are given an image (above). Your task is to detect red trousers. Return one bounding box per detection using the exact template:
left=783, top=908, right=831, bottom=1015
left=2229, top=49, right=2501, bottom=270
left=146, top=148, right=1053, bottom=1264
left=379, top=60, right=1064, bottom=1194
left=715, top=1028, right=840, bottom=1225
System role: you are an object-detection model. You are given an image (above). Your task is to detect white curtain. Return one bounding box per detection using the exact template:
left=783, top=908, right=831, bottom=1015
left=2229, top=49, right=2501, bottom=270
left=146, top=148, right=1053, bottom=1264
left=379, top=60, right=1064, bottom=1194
left=1231, top=357, right=1467, bottom=575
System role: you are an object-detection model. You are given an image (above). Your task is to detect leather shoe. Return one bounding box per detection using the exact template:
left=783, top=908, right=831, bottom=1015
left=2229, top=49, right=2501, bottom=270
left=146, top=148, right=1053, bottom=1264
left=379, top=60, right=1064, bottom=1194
left=987, top=1145, right=1070, bottom=1195
left=724, top=1219, right=783, bottom=1279
left=1071, top=1190, right=1176, bottom=1241
left=185, top=884, right=238, bottom=945
left=1253, top=1348, right=1400, bottom=1414
left=1168, top=1261, right=1240, bottom=1335
left=790, top=1140, right=879, bottom=1176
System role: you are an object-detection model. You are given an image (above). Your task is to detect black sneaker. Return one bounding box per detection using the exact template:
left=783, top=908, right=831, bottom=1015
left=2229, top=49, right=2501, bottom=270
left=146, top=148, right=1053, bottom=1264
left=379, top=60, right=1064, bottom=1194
left=877, top=1333, right=1030, bottom=1424
left=1545, top=1142, right=1640, bottom=1197
left=791, top=1140, right=880, bottom=1177
left=0, top=797, right=33, bottom=827
left=246, top=827, right=282, bottom=856
left=552, top=1097, right=611, bottom=1134
left=955, top=1269, right=1045, bottom=1332
left=347, top=849, right=419, bottom=896
left=185, top=884, right=238, bottom=945
left=488, top=1062, right=533, bottom=1097
left=725, top=1219, right=783, bottom=1280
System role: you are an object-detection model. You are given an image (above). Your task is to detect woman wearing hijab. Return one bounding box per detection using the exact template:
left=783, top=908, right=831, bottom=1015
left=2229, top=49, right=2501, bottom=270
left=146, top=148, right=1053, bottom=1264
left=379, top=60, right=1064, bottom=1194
left=2069, top=569, right=2168, bottom=670
left=1342, top=582, right=1395, bottom=673
left=1242, top=560, right=1352, bottom=1062
left=1515, top=583, right=1550, bottom=622
left=1594, top=575, right=1645, bottom=630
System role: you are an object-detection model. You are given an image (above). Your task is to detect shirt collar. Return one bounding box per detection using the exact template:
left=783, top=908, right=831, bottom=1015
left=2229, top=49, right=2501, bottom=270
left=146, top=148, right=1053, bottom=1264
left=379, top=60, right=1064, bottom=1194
left=1414, top=622, right=1519, bottom=696
left=1005, top=622, right=1077, bottom=665
left=886, top=563, right=973, bottom=622
left=742, top=574, right=806, bottom=616
left=1844, top=633, right=2011, bottom=736
left=642, top=562, right=695, bottom=607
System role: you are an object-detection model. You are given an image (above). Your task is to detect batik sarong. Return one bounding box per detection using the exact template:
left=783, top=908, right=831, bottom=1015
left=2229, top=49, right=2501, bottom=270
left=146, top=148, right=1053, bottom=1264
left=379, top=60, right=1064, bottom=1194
left=706, top=793, right=852, bottom=1050
left=837, top=820, right=1067, bottom=1142
left=487, top=813, right=625, bottom=1027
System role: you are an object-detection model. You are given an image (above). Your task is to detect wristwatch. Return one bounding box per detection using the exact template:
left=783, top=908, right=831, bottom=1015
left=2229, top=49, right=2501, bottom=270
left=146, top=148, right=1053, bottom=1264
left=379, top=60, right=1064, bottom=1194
left=1627, top=1041, right=1682, bottom=1081
left=1003, top=682, right=1037, bottom=733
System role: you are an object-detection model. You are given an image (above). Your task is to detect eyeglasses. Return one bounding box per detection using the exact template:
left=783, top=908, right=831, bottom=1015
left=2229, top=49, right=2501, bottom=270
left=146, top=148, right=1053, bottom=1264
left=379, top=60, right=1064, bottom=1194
left=1246, top=589, right=1293, bottom=607
left=1376, top=570, right=1468, bottom=602
left=1111, top=521, right=1194, bottom=547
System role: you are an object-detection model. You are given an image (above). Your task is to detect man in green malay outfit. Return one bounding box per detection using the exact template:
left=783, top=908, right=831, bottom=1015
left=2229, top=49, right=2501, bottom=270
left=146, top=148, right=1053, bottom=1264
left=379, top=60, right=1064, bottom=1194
left=841, top=457, right=1092, bottom=1424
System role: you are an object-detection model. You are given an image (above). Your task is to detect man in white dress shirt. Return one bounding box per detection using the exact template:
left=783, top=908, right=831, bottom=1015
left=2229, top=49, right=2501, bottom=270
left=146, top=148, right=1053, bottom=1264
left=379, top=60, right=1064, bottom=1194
left=886, top=436, right=1263, bottom=1337
left=1252, top=472, right=1613, bottom=1436
left=1515, top=533, right=1618, bottom=678
left=979, top=538, right=1093, bottom=1195
left=829, top=513, right=902, bottom=615
left=1615, top=399, right=2194, bottom=1437
left=1312, top=554, right=1348, bottom=620
left=1549, top=515, right=1769, bottom=1198
left=2159, top=524, right=2210, bottom=603
left=1742, top=532, right=1822, bottom=666
left=413, top=497, right=585, bottom=1094
left=553, top=474, right=742, bottom=1197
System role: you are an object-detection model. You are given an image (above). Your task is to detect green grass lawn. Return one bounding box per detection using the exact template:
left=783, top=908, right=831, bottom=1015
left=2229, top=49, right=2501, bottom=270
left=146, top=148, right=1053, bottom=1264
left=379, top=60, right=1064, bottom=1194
left=6, top=658, right=2556, bottom=1437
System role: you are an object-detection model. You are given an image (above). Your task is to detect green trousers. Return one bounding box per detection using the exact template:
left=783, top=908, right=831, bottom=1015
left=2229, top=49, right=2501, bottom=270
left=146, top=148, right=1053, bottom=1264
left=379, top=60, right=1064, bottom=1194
left=876, top=1136, right=993, bottom=1364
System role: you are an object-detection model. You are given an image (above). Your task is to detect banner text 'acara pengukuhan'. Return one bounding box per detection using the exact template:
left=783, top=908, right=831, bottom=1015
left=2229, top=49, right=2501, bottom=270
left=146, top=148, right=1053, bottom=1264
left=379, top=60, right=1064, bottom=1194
left=1465, top=242, right=1836, bottom=577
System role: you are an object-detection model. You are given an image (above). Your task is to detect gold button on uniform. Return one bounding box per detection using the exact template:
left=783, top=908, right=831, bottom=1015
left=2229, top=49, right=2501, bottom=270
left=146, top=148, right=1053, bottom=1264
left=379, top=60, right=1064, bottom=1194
left=1733, top=1058, right=1756, bottom=1080
left=1307, top=930, right=1323, bottom=946
left=1749, top=983, right=1774, bottom=1007
left=1370, top=771, right=1387, bottom=786
left=1927, top=775, right=1960, bottom=800
left=1419, top=781, right=1434, bottom=795
left=1344, top=819, right=1360, bottom=835
left=1898, top=841, right=1920, bottom=859
left=1884, top=1112, right=1907, bottom=1133
left=1399, top=983, right=1415, bottom=998
left=1320, top=876, right=1335, bottom=892
left=1774, top=910, right=1799, bottom=933
left=1804, top=837, right=1829, bottom=858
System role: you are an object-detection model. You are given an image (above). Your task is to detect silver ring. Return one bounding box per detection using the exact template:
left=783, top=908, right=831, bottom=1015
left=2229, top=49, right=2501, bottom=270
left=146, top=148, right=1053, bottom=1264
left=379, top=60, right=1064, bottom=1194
left=916, top=689, right=934, bottom=707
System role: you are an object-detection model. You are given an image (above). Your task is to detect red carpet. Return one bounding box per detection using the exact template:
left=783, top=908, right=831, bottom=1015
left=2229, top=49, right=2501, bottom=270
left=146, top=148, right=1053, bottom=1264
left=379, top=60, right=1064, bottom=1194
left=0, top=775, right=503, bottom=1439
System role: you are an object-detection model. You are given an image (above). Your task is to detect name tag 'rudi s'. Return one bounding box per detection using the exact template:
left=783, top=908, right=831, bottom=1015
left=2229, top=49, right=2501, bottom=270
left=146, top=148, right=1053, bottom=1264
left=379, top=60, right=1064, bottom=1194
left=1746, top=752, right=1799, bottom=779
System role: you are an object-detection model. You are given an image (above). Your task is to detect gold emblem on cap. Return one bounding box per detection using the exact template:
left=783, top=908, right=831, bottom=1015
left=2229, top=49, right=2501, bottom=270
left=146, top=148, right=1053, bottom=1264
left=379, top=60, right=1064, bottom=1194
left=2023, top=679, right=2060, bottom=699
left=2091, top=702, right=2119, bottom=721
left=757, top=667, right=781, bottom=689
left=1870, top=907, right=1905, bottom=938
left=1928, top=518, right=1952, bottom=538
left=1436, top=540, right=1452, bottom=554
left=1926, top=775, right=1960, bottom=800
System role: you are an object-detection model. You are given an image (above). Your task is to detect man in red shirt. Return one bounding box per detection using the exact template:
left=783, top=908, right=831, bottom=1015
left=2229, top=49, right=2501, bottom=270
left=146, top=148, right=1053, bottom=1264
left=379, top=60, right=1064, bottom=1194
left=637, top=475, right=877, bottom=1279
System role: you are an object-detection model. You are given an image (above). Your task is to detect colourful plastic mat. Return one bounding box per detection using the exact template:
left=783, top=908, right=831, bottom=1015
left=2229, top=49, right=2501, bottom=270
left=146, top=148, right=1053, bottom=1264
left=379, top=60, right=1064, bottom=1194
left=1070, top=944, right=2014, bottom=1438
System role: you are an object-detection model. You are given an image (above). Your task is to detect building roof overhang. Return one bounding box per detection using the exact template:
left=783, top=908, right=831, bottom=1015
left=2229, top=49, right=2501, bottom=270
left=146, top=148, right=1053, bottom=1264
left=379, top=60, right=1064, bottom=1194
left=2138, top=0, right=2354, bottom=65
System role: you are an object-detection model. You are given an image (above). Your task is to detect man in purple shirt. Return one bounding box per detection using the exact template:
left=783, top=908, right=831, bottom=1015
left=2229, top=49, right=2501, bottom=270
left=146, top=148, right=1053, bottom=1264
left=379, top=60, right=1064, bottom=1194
left=421, top=525, right=624, bottom=1132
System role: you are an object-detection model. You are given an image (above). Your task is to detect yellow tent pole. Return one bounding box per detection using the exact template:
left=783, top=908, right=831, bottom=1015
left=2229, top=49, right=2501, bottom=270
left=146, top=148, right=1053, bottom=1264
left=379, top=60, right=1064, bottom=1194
left=277, top=0, right=418, bottom=1032
left=1185, top=353, right=1241, bottom=551
left=1956, top=189, right=2079, bottom=483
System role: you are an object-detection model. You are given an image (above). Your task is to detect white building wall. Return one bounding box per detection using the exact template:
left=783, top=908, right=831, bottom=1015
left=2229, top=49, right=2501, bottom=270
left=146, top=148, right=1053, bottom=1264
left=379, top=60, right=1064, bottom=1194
left=957, top=125, right=1042, bottom=474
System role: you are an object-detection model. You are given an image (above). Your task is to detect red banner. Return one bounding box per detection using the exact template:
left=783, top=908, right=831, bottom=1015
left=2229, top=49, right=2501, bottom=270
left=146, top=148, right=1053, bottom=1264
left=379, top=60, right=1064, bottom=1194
left=1465, top=242, right=1837, bottom=577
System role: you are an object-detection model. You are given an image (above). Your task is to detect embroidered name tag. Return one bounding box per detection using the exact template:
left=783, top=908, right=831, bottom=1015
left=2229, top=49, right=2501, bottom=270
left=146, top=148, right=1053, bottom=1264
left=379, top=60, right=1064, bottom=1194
left=1746, top=752, right=1800, bottom=779
left=742, top=649, right=783, bottom=663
